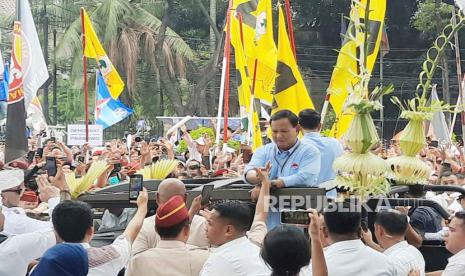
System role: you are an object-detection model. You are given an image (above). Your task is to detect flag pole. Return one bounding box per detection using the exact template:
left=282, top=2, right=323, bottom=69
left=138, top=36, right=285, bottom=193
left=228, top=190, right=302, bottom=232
left=284, top=0, right=296, bottom=59
left=222, top=0, right=233, bottom=143
left=80, top=7, right=89, bottom=142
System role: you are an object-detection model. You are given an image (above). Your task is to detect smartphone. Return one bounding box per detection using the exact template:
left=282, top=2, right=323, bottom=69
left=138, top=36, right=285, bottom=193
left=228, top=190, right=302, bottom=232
left=201, top=184, right=214, bottom=205
left=27, top=151, right=36, bottom=164
left=280, top=210, right=310, bottom=225
left=44, top=156, right=57, bottom=177
left=429, top=140, right=439, bottom=148
left=113, top=163, right=122, bottom=172
left=77, top=155, right=85, bottom=163
left=36, top=148, right=44, bottom=158
left=129, top=174, right=144, bottom=200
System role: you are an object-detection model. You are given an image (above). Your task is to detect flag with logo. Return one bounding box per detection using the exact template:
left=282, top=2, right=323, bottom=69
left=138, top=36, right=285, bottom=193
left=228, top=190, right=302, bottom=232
left=272, top=5, right=314, bottom=115
left=230, top=0, right=277, bottom=104
left=95, top=72, right=132, bottom=129
left=82, top=9, right=124, bottom=99
left=5, top=22, right=28, bottom=163
left=230, top=13, right=262, bottom=151
left=328, top=0, right=386, bottom=138
left=19, top=0, right=50, bottom=109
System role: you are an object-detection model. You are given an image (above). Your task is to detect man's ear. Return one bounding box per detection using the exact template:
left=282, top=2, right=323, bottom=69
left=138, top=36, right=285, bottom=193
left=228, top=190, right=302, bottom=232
left=225, top=225, right=234, bottom=238
left=296, top=125, right=302, bottom=133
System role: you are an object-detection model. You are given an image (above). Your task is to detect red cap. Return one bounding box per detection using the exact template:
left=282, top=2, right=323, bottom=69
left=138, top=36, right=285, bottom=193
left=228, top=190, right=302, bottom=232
left=156, top=195, right=189, bottom=228
left=20, top=191, right=38, bottom=203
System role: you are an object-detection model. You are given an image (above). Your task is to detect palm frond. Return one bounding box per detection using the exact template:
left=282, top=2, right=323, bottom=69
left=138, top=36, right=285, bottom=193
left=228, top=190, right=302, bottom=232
left=118, top=26, right=140, bottom=94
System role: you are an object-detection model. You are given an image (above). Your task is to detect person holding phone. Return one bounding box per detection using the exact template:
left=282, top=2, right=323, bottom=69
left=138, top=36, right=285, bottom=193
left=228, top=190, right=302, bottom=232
left=0, top=171, right=62, bottom=235
left=260, top=209, right=327, bottom=276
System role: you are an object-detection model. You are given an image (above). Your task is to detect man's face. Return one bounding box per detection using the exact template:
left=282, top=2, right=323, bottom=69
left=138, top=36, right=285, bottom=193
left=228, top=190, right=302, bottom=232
left=271, top=118, right=299, bottom=150
left=441, top=175, right=458, bottom=185
left=187, top=161, right=201, bottom=177
left=445, top=217, right=465, bottom=254
left=1, top=184, right=24, bottom=208
left=205, top=210, right=229, bottom=246
left=457, top=178, right=465, bottom=186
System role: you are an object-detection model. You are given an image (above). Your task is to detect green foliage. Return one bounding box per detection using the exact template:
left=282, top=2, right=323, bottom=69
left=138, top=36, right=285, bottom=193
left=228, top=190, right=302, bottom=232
left=177, top=126, right=215, bottom=153
left=411, top=0, right=453, bottom=40
left=226, top=139, right=241, bottom=151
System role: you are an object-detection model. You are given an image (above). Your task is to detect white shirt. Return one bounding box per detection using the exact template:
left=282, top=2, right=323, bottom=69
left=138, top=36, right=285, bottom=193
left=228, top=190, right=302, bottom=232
left=200, top=236, right=271, bottom=276
left=0, top=230, right=56, bottom=276
left=308, top=239, right=396, bottom=276
left=99, top=208, right=136, bottom=231
left=83, top=234, right=132, bottom=276
left=443, top=248, right=465, bottom=276
left=1, top=197, right=60, bottom=235
left=383, top=241, right=425, bottom=276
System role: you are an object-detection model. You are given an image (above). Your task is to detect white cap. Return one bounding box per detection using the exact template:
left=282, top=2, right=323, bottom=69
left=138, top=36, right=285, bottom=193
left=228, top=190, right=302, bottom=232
left=195, top=137, right=205, bottom=145
left=0, top=170, right=24, bottom=191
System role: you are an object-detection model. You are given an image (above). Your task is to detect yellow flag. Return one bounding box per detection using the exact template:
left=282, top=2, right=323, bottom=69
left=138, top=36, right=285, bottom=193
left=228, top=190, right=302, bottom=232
left=272, top=6, right=314, bottom=116
left=328, top=0, right=386, bottom=138
left=230, top=12, right=263, bottom=151
left=82, top=9, right=124, bottom=99
left=230, top=0, right=276, bottom=104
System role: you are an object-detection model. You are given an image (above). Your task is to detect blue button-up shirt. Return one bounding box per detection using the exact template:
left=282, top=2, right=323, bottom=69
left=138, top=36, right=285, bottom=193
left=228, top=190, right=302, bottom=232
left=302, top=132, right=343, bottom=183
left=244, top=139, right=321, bottom=228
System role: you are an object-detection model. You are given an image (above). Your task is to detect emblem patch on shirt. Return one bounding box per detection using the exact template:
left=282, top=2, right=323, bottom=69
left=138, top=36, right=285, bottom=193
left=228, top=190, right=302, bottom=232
left=291, top=163, right=299, bottom=170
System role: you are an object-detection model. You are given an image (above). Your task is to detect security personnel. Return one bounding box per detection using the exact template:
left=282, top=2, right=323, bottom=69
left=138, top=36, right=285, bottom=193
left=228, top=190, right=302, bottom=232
left=298, top=109, right=343, bottom=198
left=244, top=110, right=321, bottom=229
left=131, top=178, right=209, bottom=255
left=126, top=195, right=209, bottom=276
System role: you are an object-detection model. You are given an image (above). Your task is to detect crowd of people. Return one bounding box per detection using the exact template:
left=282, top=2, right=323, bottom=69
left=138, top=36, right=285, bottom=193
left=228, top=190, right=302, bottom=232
left=0, top=108, right=465, bottom=275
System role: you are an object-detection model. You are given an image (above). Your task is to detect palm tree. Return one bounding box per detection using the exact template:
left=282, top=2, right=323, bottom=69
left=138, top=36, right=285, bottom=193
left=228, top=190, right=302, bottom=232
left=53, top=0, right=195, bottom=96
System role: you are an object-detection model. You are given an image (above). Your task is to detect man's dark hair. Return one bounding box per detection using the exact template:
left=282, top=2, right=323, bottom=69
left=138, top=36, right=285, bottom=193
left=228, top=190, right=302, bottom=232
left=52, top=200, right=93, bottom=242
left=375, top=210, right=408, bottom=236
left=261, top=225, right=310, bottom=276
left=270, top=110, right=299, bottom=127
left=324, top=201, right=361, bottom=236
left=155, top=219, right=190, bottom=239
left=298, top=109, right=321, bottom=130
left=455, top=211, right=465, bottom=225
left=212, top=200, right=254, bottom=232
left=456, top=174, right=465, bottom=180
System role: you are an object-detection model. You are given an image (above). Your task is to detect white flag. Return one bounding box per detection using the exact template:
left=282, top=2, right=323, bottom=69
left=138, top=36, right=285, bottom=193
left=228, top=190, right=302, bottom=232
left=457, top=0, right=465, bottom=12
left=20, top=0, right=49, bottom=109
left=430, top=85, right=452, bottom=145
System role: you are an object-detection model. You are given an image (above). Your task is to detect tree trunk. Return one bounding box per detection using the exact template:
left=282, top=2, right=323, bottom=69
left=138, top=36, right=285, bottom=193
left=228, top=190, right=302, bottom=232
left=209, top=0, right=217, bottom=52
left=154, top=0, right=186, bottom=115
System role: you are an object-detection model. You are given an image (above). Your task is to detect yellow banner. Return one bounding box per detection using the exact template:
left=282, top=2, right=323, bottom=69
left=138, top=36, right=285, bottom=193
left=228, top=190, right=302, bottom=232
left=328, top=0, right=386, bottom=138
left=231, top=0, right=276, bottom=104
left=272, top=6, right=314, bottom=116
left=82, top=9, right=124, bottom=99
left=230, top=11, right=262, bottom=151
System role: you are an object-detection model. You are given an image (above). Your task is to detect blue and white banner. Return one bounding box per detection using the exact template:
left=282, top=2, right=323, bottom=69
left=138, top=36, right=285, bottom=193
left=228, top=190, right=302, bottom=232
left=95, top=72, right=133, bottom=129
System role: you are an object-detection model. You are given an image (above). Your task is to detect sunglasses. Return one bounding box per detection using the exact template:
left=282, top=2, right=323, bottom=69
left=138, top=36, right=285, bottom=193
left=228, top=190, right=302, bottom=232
left=188, top=165, right=200, bottom=170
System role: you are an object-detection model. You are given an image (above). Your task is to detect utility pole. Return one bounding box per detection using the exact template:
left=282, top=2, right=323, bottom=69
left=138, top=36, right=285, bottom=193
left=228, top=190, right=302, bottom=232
left=42, top=0, right=50, bottom=123
left=53, top=29, right=57, bottom=125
